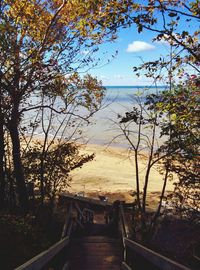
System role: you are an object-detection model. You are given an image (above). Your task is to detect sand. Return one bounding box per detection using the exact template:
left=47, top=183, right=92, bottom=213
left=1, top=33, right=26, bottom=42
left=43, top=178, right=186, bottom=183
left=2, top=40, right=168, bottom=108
left=68, top=144, right=175, bottom=204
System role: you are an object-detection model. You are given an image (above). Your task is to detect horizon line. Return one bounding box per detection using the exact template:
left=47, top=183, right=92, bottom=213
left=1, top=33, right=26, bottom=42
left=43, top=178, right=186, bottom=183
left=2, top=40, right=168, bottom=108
left=103, top=85, right=167, bottom=87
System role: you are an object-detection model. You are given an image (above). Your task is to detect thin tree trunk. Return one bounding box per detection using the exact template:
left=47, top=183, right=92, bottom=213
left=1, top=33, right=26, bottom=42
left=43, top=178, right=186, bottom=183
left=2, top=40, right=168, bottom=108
left=9, top=116, right=29, bottom=212
left=149, top=165, right=169, bottom=236
left=142, top=120, right=156, bottom=213
left=135, top=150, right=141, bottom=210
left=0, top=99, right=5, bottom=208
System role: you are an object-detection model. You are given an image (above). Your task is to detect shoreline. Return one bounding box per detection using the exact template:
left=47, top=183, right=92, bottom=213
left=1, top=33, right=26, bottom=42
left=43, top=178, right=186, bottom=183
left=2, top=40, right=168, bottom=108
left=68, top=143, right=175, bottom=205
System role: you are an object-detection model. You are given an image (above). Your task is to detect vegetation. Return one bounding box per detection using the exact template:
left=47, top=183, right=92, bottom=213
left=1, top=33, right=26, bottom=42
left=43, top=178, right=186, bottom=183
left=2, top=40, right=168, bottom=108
left=0, top=0, right=132, bottom=212
left=116, top=0, right=200, bottom=240
left=0, top=0, right=199, bottom=268
left=0, top=1, right=133, bottom=267
left=155, top=77, right=200, bottom=222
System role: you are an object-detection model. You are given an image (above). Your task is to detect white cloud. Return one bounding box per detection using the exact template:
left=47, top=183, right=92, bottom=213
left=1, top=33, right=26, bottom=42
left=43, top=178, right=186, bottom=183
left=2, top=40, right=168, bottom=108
left=126, top=41, right=155, bottom=53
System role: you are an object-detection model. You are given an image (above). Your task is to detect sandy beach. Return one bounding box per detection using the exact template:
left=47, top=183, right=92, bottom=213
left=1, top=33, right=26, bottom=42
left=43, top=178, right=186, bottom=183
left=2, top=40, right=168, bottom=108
left=68, top=144, right=175, bottom=205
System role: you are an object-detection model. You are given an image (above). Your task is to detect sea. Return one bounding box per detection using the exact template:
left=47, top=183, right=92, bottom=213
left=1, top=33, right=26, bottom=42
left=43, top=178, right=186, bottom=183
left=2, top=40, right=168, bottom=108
left=25, top=86, right=166, bottom=148
left=79, top=85, right=166, bottom=147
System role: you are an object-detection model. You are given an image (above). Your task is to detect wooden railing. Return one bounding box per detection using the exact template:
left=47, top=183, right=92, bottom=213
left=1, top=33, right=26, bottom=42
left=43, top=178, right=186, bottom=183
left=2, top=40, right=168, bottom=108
left=118, top=203, right=192, bottom=270
left=15, top=236, right=69, bottom=270
left=60, top=192, right=112, bottom=207
left=61, top=200, right=94, bottom=239
left=119, top=202, right=130, bottom=239
left=15, top=194, right=96, bottom=270
left=14, top=195, right=191, bottom=270
left=124, top=238, right=192, bottom=270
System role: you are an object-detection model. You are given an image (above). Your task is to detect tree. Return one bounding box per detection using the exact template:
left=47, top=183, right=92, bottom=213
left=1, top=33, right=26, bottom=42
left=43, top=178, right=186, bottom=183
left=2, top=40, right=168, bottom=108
left=153, top=75, right=200, bottom=221
left=114, top=0, right=200, bottom=237
left=20, top=74, right=105, bottom=206
left=0, top=0, right=133, bottom=211
left=0, top=90, right=5, bottom=208
left=23, top=141, right=94, bottom=208
left=128, top=0, right=200, bottom=224
left=128, top=0, right=200, bottom=69
left=115, top=90, right=173, bottom=239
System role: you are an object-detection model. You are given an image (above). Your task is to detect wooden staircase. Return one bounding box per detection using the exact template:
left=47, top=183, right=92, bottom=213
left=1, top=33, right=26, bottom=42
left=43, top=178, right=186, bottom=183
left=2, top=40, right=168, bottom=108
left=69, top=222, right=122, bottom=270
left=15, top=194, right=193, bottom=270
left=69, top=234, right=122, bottom=270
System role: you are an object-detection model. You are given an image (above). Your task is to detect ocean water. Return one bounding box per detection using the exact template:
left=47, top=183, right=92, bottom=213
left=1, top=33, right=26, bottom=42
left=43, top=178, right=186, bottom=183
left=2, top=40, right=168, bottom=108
left=80, top=86, right=165, bottom=147
left=25, top=86, right=166, bottom=148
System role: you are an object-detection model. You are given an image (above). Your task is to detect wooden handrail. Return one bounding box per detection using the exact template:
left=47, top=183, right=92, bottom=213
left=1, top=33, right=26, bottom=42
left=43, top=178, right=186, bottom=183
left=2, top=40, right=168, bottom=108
left=119, top=202, right=191, bottom=270
left=15, top=195, right=106, bottom=270
left=124, top=238, right=191, bottom=270
left=60, top=193, right=112, bottom=207
left=121, top=262, right=132, bottom=270
left=119, top=202, right=130, bottom=239
left=15, top=236, right=69, bottom=270
left=82, top=208, right=94, bottom=223
left=74, top=202, right=85, bottom=220
left=61, top=202, right=73, bottom=239
left=82, top=208, right=94, bottom=215
left=15, top=196, right=191, bottom=270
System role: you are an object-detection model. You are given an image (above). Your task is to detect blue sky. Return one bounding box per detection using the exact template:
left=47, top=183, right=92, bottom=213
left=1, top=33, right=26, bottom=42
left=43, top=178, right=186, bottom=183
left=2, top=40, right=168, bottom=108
left=89, top=25, right=171, bottom=86
left=87, top=6, right=198, bottom=87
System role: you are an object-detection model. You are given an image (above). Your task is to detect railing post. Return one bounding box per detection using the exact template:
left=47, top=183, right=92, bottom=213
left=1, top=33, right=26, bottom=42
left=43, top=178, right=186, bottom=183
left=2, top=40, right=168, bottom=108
left=61, top=202, right=73, bottom=239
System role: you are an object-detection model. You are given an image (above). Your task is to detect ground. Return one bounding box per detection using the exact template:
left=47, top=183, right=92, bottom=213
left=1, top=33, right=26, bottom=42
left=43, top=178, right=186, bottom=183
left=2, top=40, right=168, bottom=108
left=69, top=144, right=175, bottom=199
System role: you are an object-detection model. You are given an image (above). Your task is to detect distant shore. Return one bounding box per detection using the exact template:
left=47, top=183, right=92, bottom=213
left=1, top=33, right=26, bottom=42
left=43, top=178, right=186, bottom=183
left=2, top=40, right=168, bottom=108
left=68, top=144, right=175, bottom=206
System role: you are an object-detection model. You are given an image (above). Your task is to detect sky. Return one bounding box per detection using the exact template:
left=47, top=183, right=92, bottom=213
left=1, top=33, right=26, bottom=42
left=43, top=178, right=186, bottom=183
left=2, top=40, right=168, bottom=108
left=86, top=5, right=197, bottom=87
left=88, top=25, right=172, bottom=86
left=85, top=24, right=169, bottom=86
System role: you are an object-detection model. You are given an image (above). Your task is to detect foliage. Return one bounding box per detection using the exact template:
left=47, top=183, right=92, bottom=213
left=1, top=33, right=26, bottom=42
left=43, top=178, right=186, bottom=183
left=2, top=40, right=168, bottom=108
left=130, top=1, right=200, bottom=227
left=115, top=0, right=200, bottom=238
left=129, top=0, right=200, bottom=67
left=0, top=0, right=133, bottom=211
left=153, top=76, right=200, bottom=221
left=0, top=211, right=63, bottom=269
left=117, top=91, right=170, bottom=239
left=22, top=141, right=94, bottom=203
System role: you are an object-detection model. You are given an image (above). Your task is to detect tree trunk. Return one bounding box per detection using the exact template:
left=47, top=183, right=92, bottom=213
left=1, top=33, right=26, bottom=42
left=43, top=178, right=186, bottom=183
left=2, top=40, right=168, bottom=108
left=0, top=101, right=5, bottom=208
left=149, top=165, right=169, bottom=236
left=9, top=117, right=29, bottom=212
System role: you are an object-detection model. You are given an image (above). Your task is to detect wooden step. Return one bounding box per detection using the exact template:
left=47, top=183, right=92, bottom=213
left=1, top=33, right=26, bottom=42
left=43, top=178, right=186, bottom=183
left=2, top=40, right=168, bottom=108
left=69, top=236, right=123, bottom=270
left=74, top=236, right=120, bottom=243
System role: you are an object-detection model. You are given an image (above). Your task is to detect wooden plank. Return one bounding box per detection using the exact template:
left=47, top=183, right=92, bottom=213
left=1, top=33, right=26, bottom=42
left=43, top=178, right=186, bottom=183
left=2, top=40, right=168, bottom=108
left=62, top=261, right=69, bottom=270
left=15, top=236, right=69, bottom=270
left=83, top=208, right=94, bottom=214
left=71, top=243, right=121, bottom=252
left=69, top=236, right=122, bottom=270
left=78, top=236, right=119, bottom=243
left=75, top=217, right=84, bottom=229
left=121, top=262, right=132, bottom=270
left=66, top=219, right=73, bottom=237
left=124, top=238, right=191, bottom=270
left=61, top=202, right=73, bottom=239
left=83, top=208, right=94, bottom=223
left=69, top=264, right=120, bottom=270
left=119, top=203, right=130, bottom=239
left=193, top=254, right=200, bottom=264
left=74, top=201, right=84, bottom=217
left=60, top=193, right=112, bottom=207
